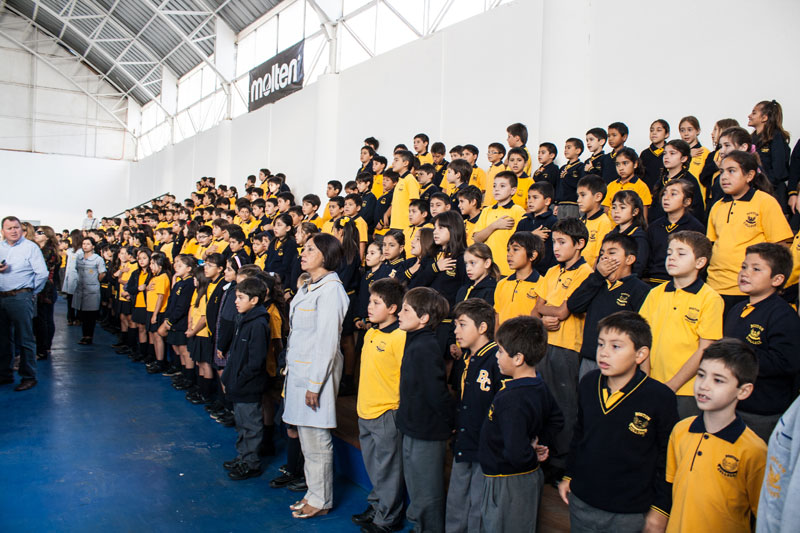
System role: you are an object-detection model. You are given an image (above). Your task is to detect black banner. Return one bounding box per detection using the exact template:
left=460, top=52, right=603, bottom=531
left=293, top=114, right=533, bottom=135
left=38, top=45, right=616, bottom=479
left=248, top=40, right=305, bottom=112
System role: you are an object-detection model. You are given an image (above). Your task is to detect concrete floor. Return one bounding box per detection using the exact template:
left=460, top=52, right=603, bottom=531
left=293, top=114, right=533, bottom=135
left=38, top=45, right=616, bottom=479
left=0, top=302, right=368, bottom=532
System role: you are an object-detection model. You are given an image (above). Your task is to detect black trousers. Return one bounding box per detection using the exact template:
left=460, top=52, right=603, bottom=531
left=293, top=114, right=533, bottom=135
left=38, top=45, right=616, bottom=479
left=80, top=310, right=99, bottom=338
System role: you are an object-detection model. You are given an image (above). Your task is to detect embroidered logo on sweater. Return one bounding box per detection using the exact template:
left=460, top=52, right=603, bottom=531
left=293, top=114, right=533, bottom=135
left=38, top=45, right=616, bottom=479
left=616, top=292, right=630, bottom=307
left=629, top=412, right=651, bottom=436
left=477, top=370, right=491, bottom=392
left=746, top=324, right=764, bottom=345
left=718, top=455, right=740, bottom=477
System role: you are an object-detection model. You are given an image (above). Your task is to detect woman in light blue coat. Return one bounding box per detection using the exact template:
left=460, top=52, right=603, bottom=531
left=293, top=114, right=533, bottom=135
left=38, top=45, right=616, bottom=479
left=283, top=233, right=349, bottom=519
left=71, top=237, right=105, bottom=345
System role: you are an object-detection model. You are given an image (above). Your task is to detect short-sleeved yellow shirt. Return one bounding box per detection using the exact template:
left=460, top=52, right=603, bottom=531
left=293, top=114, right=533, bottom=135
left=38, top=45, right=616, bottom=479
left=581, top=209, right=615, bottom=269
left=357, top=322, right=406, bottom=420
left=473, top=201, right=526, bottom=276
left=494, top=270, right=541, bottom=325
left=537, top=258, right=593, bottom=352
left=146, top=273, right=170, bottom=313
left=390, top=172, right=421, bottom=230
left=603, top=176, right=653, bottom=208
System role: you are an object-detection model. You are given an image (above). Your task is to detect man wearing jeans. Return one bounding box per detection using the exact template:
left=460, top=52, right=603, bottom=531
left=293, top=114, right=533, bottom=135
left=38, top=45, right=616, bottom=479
left=0, top=216, right=49, bottom=391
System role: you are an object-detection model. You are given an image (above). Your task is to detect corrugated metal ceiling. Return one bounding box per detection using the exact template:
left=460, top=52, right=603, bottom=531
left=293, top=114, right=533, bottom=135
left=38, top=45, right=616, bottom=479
left=4, top=0, right=285, bottom=106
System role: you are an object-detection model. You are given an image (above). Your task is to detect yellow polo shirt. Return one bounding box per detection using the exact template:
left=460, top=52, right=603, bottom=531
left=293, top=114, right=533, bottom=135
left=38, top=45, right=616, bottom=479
left=321, top=219, right=335, bottom=235
left=145, top=273, right=170, bottom=313
left=159, top=242, right=174, bottom=262
left=470, top=166, right=488, bottom=193
left=486, top=162, right=507, bottom=190
left=240, top=217, right=261, bottom=237
left=180, top=238, right=198, bottom=257
left=303, top=214, right=324, bottom=230
left=465, top=211, right=482, bottom=246
left=666, top=416, right=766, bottom=533
left=603, top=176, right=653, bottom=208
left=390, top=172, right=420, bottom=230
left=416, top=152, right=434, bottom=166
left=581, top=209, right=615, bottom=269
left=403, top=222, right=433, bottom=257
left=639, top=279, right=723, bottom=396
left=494, top=270, right=541, bottom=325
left=357, top=322, right=406, bottom=420
left=371, top=173, right=384, bottom=199
left=188, top=292, right=210, bottom=337
left=787, top=230, right=800, bottom=286
left=254, top=252, right=267, bottom=270
left=474, top=200, right=526, bottom=276
left=206, top=238, right=229, bottom=257
left=118, top=261, right=137, bottom=302
left=537, top=258, right=593, bottom=352
left=707, top=188, right=793, bottom=295
left=134, top=271, right=148, bottom=309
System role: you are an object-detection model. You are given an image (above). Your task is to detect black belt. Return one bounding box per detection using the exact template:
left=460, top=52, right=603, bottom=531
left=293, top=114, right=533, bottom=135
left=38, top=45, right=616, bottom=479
left=0, top=288, right=32, bottom=298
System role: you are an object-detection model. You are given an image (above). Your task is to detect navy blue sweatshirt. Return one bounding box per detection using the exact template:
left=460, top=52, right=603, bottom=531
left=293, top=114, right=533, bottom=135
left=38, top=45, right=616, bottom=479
left=264, top=236, right=298, bottom=284
left=517, top=209, right=559, bottom=274
left=164, top=276, right=194, bottom=332
left=221, top=306, right=269, bottom=403
left=645, top=213, right=705, bottom=282
left=215, top=281, right=238, bottom=355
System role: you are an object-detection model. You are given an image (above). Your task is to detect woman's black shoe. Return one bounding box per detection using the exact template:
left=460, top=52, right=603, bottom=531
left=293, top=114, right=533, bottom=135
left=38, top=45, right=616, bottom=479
left=36, top=352, right=48, bottom=361
left=77, top=337, right=92, bottom=345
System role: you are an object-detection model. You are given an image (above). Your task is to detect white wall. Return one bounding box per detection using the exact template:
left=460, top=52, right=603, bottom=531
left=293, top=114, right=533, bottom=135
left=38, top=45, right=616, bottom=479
left=0, top=150, right=130, bottom=231
left=129, top=0, right=800, bottom=204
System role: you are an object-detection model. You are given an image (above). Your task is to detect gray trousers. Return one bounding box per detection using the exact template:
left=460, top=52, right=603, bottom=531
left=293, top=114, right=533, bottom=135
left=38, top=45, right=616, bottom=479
left=0, top=292, right=37, bottom=381
left=738, top=410, right=782, bottom=443
left=445, top=459, right=484, bottom=533
left=578, top=358, right=598, bottom=380
left=298, top=425, right=334, bottom=510
left=569, top=492, right=646, bottom=533
left=481, top=468, right=543, bottom=533
left=676, top=395, right=702, bottom=421
left=233, top=402, right=263, bottom=469
left=537, top=345, right=580, bottom=468
left=359, top=410, right=405, bottom=527
left=402, top=435, right=446, bottom=533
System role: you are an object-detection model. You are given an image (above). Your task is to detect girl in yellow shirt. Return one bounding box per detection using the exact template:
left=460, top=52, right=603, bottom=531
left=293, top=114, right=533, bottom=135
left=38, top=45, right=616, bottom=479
left=145, top=252, right=172, bottom=373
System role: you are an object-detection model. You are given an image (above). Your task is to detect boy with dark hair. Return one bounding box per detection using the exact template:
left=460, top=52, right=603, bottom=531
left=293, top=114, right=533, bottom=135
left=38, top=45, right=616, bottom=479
left=566, top=234, right=651, bottom=377
left=429, top=192, right=452, bottom=218
left=507, top=147, right=532, bottom=209
left=517, top=181, right=558, bottom=274
left=560, top=311, right=678, bottom=533
left=358, top=145, right=376, bottom=177
left=457, top=185, right=484, bottom=246
left=397, top=287, right=454, bottom=533
left=251, top=198, right=268, bottom=231
left=534, top=217, right=593, bottom=478
left=445, top=299, right=502, bottom=533
left=724, top=242, right=800, bottom=441
left=639, top=231, right=723, bottom=419
left=344, top=193, right=369, bottom=257
left=485, top=142, right=507, bottom=190
left=266, top=176, right=283, bottom=198
left=473, top=171, right=526, bottom=276
left=666, top=338, right=766, bottom=533
left=276, top=192, right=294, bottom=214
left=264, top=197, right=279, bottom=224
left=322, top=197, right=345, bottom=235
left=371, top=155, right=388, bottom=198
left=479, top=316, right=563, bottom=532
left=584, top=127, right=608, bottom=177
left=404, top=199, right=432, bottom=257
left=345, top=180, right=358, bottom=195
left=356, top=172, right=378, bottom=233
left=414, top=133, right=433, bottom=166
left=556, top=138, right=585, bottom=219
left=416, top=164, right=441, bottom=203
left=506, top=122, right=533, bottom=176
left=431, top=142, right=448, bottom=189
left=577, top=174, right=613, bottom=268
left=287, top=205, right=304, bottom=227
left=603, top=122, right=630, bottom=183
left=221, top=277, right=270, bottom=480
left=461, top=145, right=487, bottom=194
left=494, top=232, right=544, bottom=325
left=534, top=142, right=560, bottom=190
left=389, top=150, right=420, bottom=231
left=322, top=180, right=343, bottom=223
left=446, top=159, right=472, bottom=212
left=301, top=194, right=323, bottom=229
left=364, top=136, right=379, bottom=151
left=352, top=278, right=407, bottom=533
left=374, top=171, right=398, bottom=235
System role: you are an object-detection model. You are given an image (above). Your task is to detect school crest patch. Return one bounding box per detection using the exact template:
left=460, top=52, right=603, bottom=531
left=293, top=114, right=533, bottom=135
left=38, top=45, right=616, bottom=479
left=684, top=306, right=700, bottom=324
left=376, top=341, right=387, bottom=353
left=477, top=370, right=491, bottom=392
left=526, top=288, right=537, bottom=299
left=616, top=292, right=630, bottom=307
left=744, top=212, right=758, bottom=228
left=629, top=412, right=651, bottom=436
left=746, top=324, right=764, bottom=345
left=718, top=454, right=740, bottom=477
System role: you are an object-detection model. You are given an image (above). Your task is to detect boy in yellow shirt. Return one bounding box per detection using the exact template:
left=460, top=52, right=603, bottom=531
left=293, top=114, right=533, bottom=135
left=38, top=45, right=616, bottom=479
left=389, top=150, right=420, bottom=231
left=485, top=142, right=507, bottom=187
left=577, top=175, right=613, bottom=269
left=472, top=171, right=526, bottom=276
left=462, top=145, right=488, bottom=194
left=666, top=339, right=766, bottom=533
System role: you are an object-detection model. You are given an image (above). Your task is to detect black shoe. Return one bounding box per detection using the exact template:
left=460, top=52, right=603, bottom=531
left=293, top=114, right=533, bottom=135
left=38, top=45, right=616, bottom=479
left=223, top=458, right=242, bottom=471
left=111, top=339, right=126, bottom=348
left=189, top=392, right=211, bottom=405
left=210, top=407, right=229, bottom=419
left=173, top=379, right=193, bottom=391
left=77, top=337, right=92, bottom=345
left=352, top=505, right=376, bottom=526
left=14, top=379, right=37, bottom=391
left=116, top=346, right=132, bottom=355
left=146, top=362, right=166, bottom=374
left=269, top=472, right=300, bottom=489
left=162, top=364, right=182, bottom=377
left=131, top=352, right=147, bottom=362
left=36, top=352, right=48, bottom=361
left=286, top=477, right=308, bottom=492
left=278, top=464, right=290, bottom=475
left=204, top=398, right=225, bottom=413
left=216, top=411, right=236, bottom=427
left=228, top=462, right=263, bottom=481
left=361, top=522, right=405, bottom=533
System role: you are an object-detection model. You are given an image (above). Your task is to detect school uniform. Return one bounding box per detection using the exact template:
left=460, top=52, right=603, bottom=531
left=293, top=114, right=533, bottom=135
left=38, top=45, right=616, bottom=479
left=606, top=224, right=649, bottom=277
left=117, top=261, right=137, bottom=316
left=478, top=376, right=564, bottom=533
left=390, top=172, right=420, bottom=230
left=639, top=279, right=723, bottom=414
left=446, top=342, right=503, bottom=533
left=357, top=321, right=407, bottom=529
left=640, top=144, right=665, bottom=189
left=648, top=169, right=706, bottom=224
left=239, top=217, right=261, bottom=237
left=221, top=306, right=270, bottom=470
left=207, top=238, right=229, bottom=257
left=449, top=182, right=467, bottom=213
left=566, top=370, right=677, bottom=531
left=485, top=162, right=507, bottom=190
left=645, top=213, right=705, bottom=284
left=567, top=272, right=650, bottom=376
left=725, top=294, right=800, bottom=441
left=516, top=209, right=558, bottom=274
left=337, top=255, right=361, bottom=336
left=434, top=161, right=448, bottom=189
left=359, top=192, right=378, bottom=232
left=464, top=210, right=482, bottom=247
left=666, top=415, right=766, bottom=533
left=493, top=270, right=541, bottom=325
left=556, top=160, right=584, bottom=219
left=584, top=151, right=605, bottom=178
left=397, top=328, right=455, bottom=533
left=402, top=222, right=432, bottom=258
left=416, top=152, right=434, bottom=166
left=581, top=209, right=615, bottom=269
left=603, top=176, right=653, bottom=208
left=707, top=187, right=793, bottom=297
left=511, top=173, right=533, bottom=210
left=128, top=269, right=149, bottom=325
left=473, top=200, right=526, bottom=276
left=187, top=292, right=212, bottom=363
left=420, top=252, right=468, bottom=307
left=164, top=276, right=194, bottom=346
left=214, top=281, right=238, bottom=368
left=374, top=189, right=394, bottom=235
left=204, top=275, right=225, bottom=350
left=302, top=213, right=324, bottom=231
left=536, top=258, right=593, bottom=469
left=419, top=182, right=441, bottom=204
left=454, top=275, right=497, bottom=307
left=533, top=162, right=560, bottom=191
left=353, top=267, right=380, bottom=328
left=601, top=149, right=622, bottom=183
left=469, top=165, right=488, bottom=193
left=264, top=236, right=299, bottom=284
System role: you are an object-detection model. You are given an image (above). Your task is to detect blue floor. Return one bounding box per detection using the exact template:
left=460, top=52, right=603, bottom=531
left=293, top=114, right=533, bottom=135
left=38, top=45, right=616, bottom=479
left=0, top=302, right=368, bottom=532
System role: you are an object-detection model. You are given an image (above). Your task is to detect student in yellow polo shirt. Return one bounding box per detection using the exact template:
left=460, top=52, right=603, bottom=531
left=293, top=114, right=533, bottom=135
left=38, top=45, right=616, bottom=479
left=639, top=231, right=723, bottom=419
left=403, top=199, right=433, bottom=258
left=321, top=197, right=344, bottom=236
left=602, top=147, right=654, bottom=215
left=461, top=145, right=488, bottom=194
left=666, top=339, right=766, bottom=533
left=577, top=175, right=614, bottom=269
left=493, top=232, right=543, bottom=325
left=413, top=133, right=433, bottom=166
left=506, top=122, right=533, bottom=176
left=485, top=143, right=507, bottom=190
left=389, top=150, right=420, bottom=231
left=706, top=151, right=793, bottom=315
left=472, top=171, right=526, bottom=276
left=321, top=180, right=343, bottom=223
left=533, top=217, right=593, bottom=473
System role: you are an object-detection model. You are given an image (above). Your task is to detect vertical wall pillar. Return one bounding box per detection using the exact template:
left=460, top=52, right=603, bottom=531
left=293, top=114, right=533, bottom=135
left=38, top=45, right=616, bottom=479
left=214, top=17, right=236, bottom=119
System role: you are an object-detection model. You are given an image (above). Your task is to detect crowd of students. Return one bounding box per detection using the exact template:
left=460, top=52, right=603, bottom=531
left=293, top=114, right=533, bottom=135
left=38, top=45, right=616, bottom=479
left=44, top=98, right=800, bottom=532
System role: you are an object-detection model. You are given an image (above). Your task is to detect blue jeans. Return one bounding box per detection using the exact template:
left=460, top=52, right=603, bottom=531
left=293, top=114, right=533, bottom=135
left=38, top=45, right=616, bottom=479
left=0, top=292, right=37, bottom=381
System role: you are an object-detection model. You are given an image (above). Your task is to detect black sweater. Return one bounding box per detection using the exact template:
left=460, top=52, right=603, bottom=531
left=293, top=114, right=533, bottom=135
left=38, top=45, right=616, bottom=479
left=567, top=272, right=651, bottom=362
left=454, top=275, right=497, bottom=306
left=645, top=213, right=705, bottom=282
left=397, top=328, right=455, bottom=440
left=221, top=306, right=269, bottom=403
left=517, top=210, right=559, bottom=274
left=725, top=294, right=800, bottom=415
left=478, top=376, right=563, bottom=476
left=164, top=276, right=194, bottom=332
left=566, top=370, right=678, bottom=515
left=264, top=237, right=298, bottom=284
left=215, top=281, right=238, bottom=355
left=607, top=225, right=650, bottom=277
left=205, top=276, right=225, bottom=341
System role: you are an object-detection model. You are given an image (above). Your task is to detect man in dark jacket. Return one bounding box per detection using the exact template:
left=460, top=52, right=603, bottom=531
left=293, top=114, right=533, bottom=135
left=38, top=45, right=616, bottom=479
left=221, top=277, right=269, bottom=480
